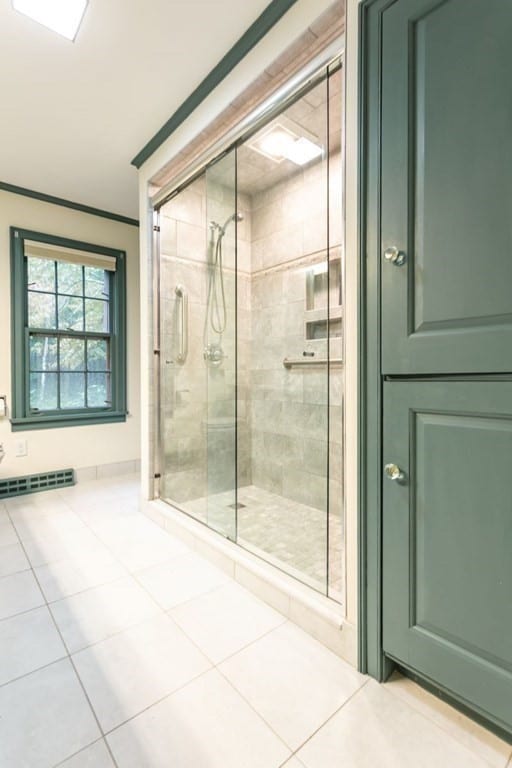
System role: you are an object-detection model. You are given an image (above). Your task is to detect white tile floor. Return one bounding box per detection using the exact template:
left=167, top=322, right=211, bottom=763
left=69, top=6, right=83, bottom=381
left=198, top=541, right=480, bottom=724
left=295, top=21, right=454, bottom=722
left=0, top=476, right=509, bottom=768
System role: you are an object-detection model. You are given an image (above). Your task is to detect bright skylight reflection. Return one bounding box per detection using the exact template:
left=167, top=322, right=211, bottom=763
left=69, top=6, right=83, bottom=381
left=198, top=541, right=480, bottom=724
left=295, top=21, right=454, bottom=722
left=249, top=117, right=324, bottom=167
left=259, top=129, right=296, bottom=162
left=285, top=137, right=324, bottom=166
left=12, top=0, right=88, bottom=41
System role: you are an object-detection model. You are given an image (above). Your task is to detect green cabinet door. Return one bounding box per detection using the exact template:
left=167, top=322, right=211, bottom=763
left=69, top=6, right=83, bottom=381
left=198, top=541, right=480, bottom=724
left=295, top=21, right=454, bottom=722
left=381, top=0, right=512, bottom=375
left=383, top=380, right=512, bottom=731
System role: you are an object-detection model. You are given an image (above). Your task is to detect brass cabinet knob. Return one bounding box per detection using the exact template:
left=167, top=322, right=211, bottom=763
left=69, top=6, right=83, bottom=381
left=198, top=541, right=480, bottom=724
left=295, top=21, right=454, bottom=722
left=383, top=246, right=406, bottom=266
left=384, top=463, right=405, bottom=482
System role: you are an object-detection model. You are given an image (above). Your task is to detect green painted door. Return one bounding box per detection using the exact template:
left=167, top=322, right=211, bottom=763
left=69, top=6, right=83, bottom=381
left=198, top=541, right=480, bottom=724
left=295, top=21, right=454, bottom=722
left=378, top=0, right=512, bottom=734
left=380, top=0, right=512, bottom=375
left=383, top=381, right=512, bottom=731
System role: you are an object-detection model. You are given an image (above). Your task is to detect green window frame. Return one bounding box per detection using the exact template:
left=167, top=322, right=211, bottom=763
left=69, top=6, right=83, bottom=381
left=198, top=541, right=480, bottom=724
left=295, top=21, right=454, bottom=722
left=10, top=227, right=127, bottom=431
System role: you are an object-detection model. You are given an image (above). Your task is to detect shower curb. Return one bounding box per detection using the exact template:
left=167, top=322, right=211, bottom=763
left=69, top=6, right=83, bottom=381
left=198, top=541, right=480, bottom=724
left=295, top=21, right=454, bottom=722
left=144, top=497, right=357, bottom=667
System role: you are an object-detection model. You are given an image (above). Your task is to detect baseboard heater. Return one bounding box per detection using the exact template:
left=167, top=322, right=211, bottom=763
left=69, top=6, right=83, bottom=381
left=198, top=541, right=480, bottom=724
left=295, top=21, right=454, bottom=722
left=0, top=469, right=75, bottom=499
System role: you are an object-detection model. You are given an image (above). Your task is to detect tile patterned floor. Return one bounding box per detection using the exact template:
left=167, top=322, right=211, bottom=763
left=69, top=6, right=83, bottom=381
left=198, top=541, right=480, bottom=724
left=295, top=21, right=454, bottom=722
left=181, top=484, right=344, bottom=600
left=0, top=477, right=509, bottom=767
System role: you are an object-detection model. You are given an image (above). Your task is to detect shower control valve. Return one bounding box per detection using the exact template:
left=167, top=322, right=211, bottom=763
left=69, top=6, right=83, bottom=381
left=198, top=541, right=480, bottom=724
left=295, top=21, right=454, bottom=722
left=204, top=344, right=226, bottom=367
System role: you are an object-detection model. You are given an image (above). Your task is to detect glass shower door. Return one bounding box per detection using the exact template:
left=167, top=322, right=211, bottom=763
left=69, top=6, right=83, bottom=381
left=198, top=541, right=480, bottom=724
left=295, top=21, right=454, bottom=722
left=235, top=72, right=332, bottom=594
left=157, top=61, right=345, bottom=601
left=158, top=153, right=238, bottom=541
left=159, top=176, right=209, bottom=523
left=204, top=150, right=238, bottom=540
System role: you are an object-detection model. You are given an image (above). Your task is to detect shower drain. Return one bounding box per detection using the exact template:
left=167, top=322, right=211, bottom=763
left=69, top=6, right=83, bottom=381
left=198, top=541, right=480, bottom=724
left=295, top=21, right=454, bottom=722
left=227, top=502, right=246, bottom=510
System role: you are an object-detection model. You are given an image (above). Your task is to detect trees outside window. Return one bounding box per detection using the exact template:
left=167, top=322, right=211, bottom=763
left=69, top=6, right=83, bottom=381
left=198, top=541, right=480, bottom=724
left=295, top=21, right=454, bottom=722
left=10, top=228, right=127, bottom=431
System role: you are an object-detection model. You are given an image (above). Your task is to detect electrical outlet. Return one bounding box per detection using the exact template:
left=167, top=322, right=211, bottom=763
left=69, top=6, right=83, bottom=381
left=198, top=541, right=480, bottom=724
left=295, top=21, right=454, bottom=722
left=15, top=439, right=28, bottom=457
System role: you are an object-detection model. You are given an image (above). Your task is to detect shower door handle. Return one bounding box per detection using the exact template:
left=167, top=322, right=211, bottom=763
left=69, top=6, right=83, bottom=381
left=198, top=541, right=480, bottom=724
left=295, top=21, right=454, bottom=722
left=175, top=285, right=188, bottom=363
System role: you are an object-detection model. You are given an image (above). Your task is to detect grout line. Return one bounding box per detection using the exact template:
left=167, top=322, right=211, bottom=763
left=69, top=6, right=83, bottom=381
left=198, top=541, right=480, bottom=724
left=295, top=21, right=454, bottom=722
left=51, top=736, right=110, bottom=768
left=58, top=609, right=162, bottom=657
left=0, top=600, right=46, bottom=624
left=282, top=678, right=371, bottom=763
left=209, top=613, right=367, bottom=758
left=134, top=570, right=230, bottom=612
left=101, top=665, right=213, bottom=738
left=170, top=603, right=288, bottom=668
left=0, top=560, right=32, bottom=578
left=4, top=549, right=125, bottom=607
left=45, top=591, right=162, bottom=657
left=278, top=756, right=305, bottom=768
left=215, top=663, right=298, bottom=756
left=6, top=504, right=122, bottom=768
left=42, top=569, right=129, bottom=606
left=0, top=651, right=68, bottom=692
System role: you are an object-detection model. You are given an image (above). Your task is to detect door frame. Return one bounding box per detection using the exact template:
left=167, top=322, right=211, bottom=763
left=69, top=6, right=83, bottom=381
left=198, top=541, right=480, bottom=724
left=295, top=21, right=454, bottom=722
left=358, top=0, right=396, bottom=682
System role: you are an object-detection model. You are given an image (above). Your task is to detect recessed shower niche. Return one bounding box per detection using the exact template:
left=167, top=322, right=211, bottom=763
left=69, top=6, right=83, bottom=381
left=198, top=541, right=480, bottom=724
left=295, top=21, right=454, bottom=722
left=156, top=59, right=344, bottom=603
left=305, top=257, right=343, bottom=341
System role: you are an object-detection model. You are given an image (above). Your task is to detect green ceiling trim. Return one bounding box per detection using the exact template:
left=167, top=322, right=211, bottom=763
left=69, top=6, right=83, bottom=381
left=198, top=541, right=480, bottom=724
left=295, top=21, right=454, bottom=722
left=131, top=0, right=300, bottom=169
left=0, top=182, right=139, bottom=227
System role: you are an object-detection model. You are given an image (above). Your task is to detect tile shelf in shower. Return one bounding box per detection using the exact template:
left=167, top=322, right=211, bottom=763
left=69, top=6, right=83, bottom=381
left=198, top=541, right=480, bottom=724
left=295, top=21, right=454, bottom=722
left=305, top=259, right=342, bottom=312
left=304, top=306, right=343, bottom=341
left=304, top=258, right=343, bottom=340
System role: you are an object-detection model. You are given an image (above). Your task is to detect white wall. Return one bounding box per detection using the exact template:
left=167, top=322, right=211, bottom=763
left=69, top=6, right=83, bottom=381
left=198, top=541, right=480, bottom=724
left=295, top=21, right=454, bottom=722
left=0, top=190, right=141, bottom=478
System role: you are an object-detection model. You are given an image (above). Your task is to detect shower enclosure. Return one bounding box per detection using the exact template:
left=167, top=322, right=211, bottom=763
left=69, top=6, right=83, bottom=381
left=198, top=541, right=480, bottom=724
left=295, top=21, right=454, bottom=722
left=156, top=59, right=344, bottom=603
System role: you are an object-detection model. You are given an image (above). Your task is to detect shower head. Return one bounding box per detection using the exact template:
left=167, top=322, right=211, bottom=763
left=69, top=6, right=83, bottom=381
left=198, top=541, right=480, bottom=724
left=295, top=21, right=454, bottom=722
left=219, top=212, right=243, bottom=236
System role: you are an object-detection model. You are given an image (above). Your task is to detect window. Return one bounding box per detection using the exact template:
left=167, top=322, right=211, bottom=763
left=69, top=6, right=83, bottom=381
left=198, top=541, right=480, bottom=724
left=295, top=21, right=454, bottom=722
left=10, top=228, right=127, bottom=430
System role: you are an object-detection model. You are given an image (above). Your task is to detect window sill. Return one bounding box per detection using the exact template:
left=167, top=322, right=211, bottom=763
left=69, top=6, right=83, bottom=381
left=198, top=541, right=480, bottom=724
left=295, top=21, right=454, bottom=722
left=10, top=411, right=127, bottom=431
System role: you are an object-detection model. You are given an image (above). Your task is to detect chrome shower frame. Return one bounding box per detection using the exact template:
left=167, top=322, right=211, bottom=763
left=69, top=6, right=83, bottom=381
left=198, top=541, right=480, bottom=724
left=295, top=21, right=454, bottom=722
left=151, top=40, right=343, bottom=211
left=150, top=37, right=346, bottom=601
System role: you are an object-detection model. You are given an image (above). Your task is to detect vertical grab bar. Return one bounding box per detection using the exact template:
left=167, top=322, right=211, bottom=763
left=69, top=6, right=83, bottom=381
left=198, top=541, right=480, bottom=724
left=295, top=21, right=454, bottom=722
left=175, top=285, right=188, bottom=363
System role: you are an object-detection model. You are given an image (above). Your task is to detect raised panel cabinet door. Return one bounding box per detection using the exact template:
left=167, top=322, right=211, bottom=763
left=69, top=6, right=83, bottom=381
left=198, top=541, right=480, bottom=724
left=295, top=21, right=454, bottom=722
left=383, top=380, right=512, bottom=732
left=381, top=0, right=512, bottom=374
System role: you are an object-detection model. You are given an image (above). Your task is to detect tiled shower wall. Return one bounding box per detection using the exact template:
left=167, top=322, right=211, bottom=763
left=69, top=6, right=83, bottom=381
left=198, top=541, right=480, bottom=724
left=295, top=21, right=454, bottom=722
left=159, top=177, right=252, bottom=507
left=159, top=151, right=343, bottom=525
left=248, top=151, right=343, bottom=516
left=159, top=180, right=207, bottom=505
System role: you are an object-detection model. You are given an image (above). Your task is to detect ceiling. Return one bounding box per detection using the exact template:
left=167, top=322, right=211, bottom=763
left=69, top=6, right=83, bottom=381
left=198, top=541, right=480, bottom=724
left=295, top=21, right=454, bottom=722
left=237, top=65, right=342, bottom=195
left=0, top=0, right=272, bottom=219
left=208, top=66, right=342, bottom=197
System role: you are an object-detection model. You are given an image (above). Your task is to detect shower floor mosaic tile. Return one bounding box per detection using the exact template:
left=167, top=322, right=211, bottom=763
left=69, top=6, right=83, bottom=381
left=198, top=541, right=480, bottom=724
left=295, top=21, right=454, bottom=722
left=0, top=475, right=508, bottom=767
left=181, top=485, right=344, bottom=601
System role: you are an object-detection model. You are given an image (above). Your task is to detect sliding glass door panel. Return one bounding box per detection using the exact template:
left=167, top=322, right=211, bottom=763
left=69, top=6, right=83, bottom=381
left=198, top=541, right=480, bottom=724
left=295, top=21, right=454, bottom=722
left=204, top=149, right=238, bottom=540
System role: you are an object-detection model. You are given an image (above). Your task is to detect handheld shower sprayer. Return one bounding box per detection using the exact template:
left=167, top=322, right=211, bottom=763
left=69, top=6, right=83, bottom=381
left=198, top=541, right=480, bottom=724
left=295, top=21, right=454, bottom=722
left=204, top=211, right=243, bottom=366
left=219, top=212, right=243, bottom=237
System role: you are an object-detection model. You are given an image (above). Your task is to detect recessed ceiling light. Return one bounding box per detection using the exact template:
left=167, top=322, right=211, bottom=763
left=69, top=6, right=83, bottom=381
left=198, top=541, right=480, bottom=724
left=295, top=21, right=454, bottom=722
left=256, top=125, right=298, bottom=163
left=12, top=0, right=88, bottom=41
left=248, top=117, right=324, bottom=167
left=249, top=122, right=297, bottom=163
left=284, top=136, right=324, bottom=166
